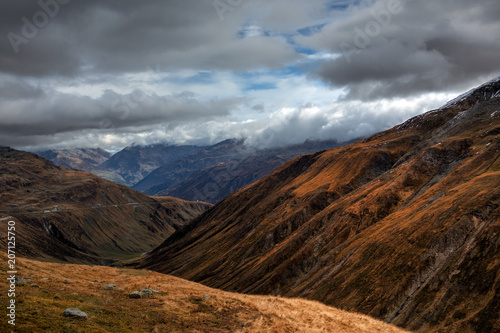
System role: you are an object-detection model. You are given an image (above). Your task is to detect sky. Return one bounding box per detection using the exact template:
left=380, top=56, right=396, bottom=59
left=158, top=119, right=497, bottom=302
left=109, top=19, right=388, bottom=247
left=1, top=0, right=499, bottom=152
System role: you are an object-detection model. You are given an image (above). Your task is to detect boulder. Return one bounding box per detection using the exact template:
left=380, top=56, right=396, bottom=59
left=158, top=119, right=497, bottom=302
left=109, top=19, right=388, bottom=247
left=102, top=284, right=120, bottom=290
left=63, top=308, right=88, bottom=320
left=129, top=291, right=142, bottom=299
left=14, top=277, right=31, bottom=285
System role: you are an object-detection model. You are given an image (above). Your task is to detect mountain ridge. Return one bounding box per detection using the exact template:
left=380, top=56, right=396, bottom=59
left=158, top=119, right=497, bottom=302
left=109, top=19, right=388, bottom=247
left=37, top=148, right=112, bottom=172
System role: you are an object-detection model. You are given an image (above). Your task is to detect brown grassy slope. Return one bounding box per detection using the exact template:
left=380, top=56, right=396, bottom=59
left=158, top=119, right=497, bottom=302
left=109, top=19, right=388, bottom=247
left=138, top=80, right=500, bottom=332
left=0, top=148, right=211, bottom=264
left=0, top=255, right=407, bottom=333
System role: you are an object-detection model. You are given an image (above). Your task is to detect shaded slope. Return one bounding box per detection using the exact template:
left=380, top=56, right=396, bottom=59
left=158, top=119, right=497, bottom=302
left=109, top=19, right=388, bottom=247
left=0, top=148, right=211, bottom=264
left=139, top=78, right=500, bottom=332
left=133, top=139, right=247, bottom=194
left=99, top=143, right=206, bottom=186
left=0, top=254, right=407, bottom=333
left=162, top=139, right=345, bottom=204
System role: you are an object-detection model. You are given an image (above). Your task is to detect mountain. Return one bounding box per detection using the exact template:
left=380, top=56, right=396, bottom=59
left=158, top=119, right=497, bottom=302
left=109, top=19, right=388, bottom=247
left=0, top=147, right=211, bottom=264
left=132, top=139, right=247, bottom=194
left=99, top=143, right=206, bottom=186
left=161, top=139, right=347, bottom=204
left=37, top=148, right=112, bottom=171
left=137, top=78, right=500, bottom=332
left=37, top=144, right=208, bottom=187
left=37, top=139, right=345, bottom=205
left=2, top=254, right=407, bottom=333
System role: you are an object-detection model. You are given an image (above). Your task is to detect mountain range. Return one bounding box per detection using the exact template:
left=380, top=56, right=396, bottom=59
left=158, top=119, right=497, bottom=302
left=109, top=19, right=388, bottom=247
left=136, top=78, right=500, bottom=332
left=38, top=138, right=347, bottom=204
left=37, top=144, right=207, bottom=187
left=134, top=138, right=346, bottom=203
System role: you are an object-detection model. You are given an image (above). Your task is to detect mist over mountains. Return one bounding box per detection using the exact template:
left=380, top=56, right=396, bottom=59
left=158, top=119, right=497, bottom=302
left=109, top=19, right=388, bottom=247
left=38, top=138, right=348, bottom=204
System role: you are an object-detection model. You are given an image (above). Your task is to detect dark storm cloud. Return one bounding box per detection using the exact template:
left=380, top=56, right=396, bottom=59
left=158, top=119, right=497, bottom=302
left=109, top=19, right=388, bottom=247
left=0, top=0, right=299, bottom=77
left=0, top=76, right=43, bottom=100
left=297, top=0, right=500, bottom=100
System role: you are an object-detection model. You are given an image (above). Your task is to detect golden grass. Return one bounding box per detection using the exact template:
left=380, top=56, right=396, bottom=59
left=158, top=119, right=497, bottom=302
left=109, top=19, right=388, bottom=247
left=1, top=255, right=408, bottom=333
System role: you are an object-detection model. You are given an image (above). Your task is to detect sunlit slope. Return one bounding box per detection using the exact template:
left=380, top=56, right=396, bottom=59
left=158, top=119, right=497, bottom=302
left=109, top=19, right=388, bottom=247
left=0, top=255, right=407, bottom=333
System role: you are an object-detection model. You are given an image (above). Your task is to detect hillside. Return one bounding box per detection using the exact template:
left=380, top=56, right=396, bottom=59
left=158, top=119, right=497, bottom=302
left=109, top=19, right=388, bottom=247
left=0, top=254, right=407, bottom=333
left=0, top=148, right=211, bottom=264
left=138, top=78, right=500, bottom=332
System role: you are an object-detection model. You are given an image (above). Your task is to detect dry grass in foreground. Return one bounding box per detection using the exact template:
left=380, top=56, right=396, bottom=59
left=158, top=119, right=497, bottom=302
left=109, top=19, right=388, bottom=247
left=1, top=256, right=408, bottom=332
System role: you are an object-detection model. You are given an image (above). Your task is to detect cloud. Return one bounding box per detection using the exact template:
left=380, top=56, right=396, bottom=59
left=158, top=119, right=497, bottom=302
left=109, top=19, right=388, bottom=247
left=296, top=0, right=500, bottom=100
left=0, top=0, right=300, bottom=77
left=245, top=91, right=457, bottom=148
left=0, top=75, right=243, bottom=149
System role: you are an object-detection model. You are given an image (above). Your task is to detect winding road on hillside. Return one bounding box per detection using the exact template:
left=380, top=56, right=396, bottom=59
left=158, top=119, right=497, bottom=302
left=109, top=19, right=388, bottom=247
left=5, top=202, right=157, bottom=216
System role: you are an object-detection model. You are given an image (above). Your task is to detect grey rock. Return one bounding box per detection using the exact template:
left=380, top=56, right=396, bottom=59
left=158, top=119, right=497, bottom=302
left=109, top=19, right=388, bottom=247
left=129, top=291, right=142, bottom=299
left=14, top=276, right=31, bottom=285
left=63, top=308, right=88, bottom=320
left=102, top=284, right=120, bottom=290
left=63, top=280, right=71, bottom=284
left=203, top=295, right=211, bottom=300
